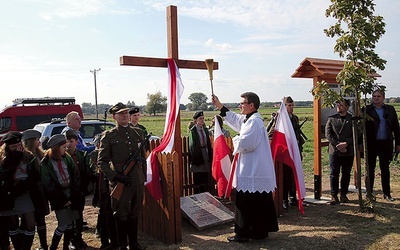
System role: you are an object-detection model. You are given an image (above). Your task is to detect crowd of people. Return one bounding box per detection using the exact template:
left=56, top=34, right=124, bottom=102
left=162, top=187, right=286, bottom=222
left=0, top=88, right=399, bottom=249
left=0, top=104, right=149, bottom=250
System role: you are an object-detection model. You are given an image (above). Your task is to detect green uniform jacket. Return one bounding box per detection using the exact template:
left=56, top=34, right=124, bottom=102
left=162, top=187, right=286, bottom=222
left=131, top=123, right=149, bottom=150
left=97, top=124, right=146, bottom=219
left=40, top=154, right=81, bottom=211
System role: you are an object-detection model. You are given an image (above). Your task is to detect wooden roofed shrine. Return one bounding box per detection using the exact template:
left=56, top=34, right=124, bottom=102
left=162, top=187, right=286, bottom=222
left=292, top=57, right=380, bottom=199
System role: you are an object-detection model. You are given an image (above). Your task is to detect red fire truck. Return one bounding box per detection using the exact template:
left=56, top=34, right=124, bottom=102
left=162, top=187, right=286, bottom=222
left=0, top=97, right=83, bottom=139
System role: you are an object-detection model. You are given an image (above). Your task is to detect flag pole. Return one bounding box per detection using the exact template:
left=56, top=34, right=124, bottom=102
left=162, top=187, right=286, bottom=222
left=205, top=59, right=214, bottom=95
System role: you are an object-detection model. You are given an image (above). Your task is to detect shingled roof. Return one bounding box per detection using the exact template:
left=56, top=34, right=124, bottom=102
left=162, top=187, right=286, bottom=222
left=291, top=57, right=380, bottom=84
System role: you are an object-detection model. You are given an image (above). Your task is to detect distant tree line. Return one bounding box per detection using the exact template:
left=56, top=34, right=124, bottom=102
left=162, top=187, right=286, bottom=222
left=81, top=92, right=400, bottom=116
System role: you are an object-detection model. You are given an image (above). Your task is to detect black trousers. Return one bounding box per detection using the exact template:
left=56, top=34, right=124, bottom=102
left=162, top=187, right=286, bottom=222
left=329, top=154, right=354, bottom=195
left=367, top=140, right=392, bottom=195
left=234, top=191, right=279, bottom=239
left=283, top=164, right=296, bottom=200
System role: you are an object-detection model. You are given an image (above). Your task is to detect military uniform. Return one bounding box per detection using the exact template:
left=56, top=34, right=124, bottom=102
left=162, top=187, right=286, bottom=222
left=97, top=102, right=146, bottom=250
left=129, top=106, right=149, bottom=150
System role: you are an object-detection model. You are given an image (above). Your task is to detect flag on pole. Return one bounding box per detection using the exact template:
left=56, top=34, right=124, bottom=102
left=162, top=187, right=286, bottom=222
left=270, top=100, right=306, bottom=213
left=225, top=153, right=238, bottom=198
left=212, top=116, right=232, bottom=197
left=145, top=59, right=184, bottom=200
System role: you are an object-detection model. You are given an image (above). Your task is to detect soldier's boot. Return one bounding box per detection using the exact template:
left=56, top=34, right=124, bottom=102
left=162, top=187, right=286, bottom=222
left=115, top=219, right=128, bottom=249
left=108, top=215, right=118, bottom=250
left=127, top=217, right=145, bottom=250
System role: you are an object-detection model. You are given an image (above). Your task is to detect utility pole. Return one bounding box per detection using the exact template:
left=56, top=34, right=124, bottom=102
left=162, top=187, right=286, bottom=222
left=90, top=68, right=101, bottom=119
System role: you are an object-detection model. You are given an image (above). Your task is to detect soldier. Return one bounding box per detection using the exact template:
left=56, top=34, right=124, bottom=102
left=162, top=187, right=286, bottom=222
left=98, top=103, right=146, bottom=250
left=129, top=107, right=149, bottom=151
left=129, top=107, right=148, bottom=135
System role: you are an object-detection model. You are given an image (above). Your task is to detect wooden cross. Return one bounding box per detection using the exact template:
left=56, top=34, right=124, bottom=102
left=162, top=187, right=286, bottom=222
left=120, top=5, right=218, bottom=195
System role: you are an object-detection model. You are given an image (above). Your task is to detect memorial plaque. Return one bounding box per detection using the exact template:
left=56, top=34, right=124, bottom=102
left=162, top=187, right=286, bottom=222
left=180, top=192, right=234, bottom=231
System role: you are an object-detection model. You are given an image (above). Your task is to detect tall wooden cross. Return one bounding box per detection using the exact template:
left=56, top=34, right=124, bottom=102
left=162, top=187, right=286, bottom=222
left=120, top=5, right=218, bottom=194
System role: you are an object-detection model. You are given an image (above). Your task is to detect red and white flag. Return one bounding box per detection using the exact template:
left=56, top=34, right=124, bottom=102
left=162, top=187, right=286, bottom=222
left=270, top=100, right=306, bottom=213
left=212, top=116, right=232, bottom=197
left=145, top=58, right=184, bottom=200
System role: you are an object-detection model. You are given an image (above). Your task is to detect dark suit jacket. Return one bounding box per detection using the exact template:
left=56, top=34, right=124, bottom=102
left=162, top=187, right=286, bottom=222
left=325, top=113, right=354, bottom=156
left=364, top=104, right=400, bottom=153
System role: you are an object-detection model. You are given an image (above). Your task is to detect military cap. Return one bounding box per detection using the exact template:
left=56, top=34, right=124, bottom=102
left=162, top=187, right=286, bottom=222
left=1, top=131, right=22, bottom=144
left=193, top=111, right=204, bottom=119
left=109, top=102, right=129, bottom=114
left=65, top=129, right=78, bottom=140
left=22, top=129, right=42, bottom=141
left=129, top=107, right=140, bottom=115
left=47, top=134, right=67, bottom=148
left=284, top=96, right=294, bottom=103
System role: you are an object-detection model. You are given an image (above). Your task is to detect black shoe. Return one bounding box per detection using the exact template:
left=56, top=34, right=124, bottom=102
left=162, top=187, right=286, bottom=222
left=290, top=197, right=298, bottom=206
left=330, top=194, right=339, bottom=205
left=383, top=194, right=395, bottom=202
left=227, top=235, right=249, bottom=243
left=283, top=200, right=289, bottom=210
left=340, top=194, right=350, bottom=203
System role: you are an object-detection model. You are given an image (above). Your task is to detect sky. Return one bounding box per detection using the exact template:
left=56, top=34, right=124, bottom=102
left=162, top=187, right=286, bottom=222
left=1, top=0, right=399, bottom=109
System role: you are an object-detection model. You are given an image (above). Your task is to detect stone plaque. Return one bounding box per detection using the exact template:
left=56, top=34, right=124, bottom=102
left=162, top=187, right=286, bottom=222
left=180, top=192, right=234, bottom=231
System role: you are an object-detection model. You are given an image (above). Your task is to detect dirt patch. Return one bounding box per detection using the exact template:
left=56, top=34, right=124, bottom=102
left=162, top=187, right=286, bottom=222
left=29, top=167, right=400, bottom=250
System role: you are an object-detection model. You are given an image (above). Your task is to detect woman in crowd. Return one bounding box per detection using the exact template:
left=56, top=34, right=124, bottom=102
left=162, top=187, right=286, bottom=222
left=0, top=131, right=40, bottom=250
left=40, top=134, right=80, bottom=250
left=21, top=129, right=50, bottom=250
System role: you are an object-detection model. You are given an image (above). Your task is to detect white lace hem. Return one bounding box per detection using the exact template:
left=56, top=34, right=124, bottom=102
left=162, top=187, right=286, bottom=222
left=236, top=176, right=276, bottom=193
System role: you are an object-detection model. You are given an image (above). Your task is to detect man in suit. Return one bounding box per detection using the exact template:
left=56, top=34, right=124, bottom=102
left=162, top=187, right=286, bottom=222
left=365, top=89, right=400, bottom=202
left=325, top=99, right=354, bottom=205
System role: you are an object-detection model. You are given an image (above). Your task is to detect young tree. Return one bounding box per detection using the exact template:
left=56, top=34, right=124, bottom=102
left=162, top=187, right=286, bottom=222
left=146, top=91, right=167, bottom=116
left=312, top=0, right=386, bottom=211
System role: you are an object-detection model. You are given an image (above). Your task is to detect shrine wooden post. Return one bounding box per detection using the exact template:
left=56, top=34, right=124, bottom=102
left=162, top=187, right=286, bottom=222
left=120, top=5, right=218, bottom=194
